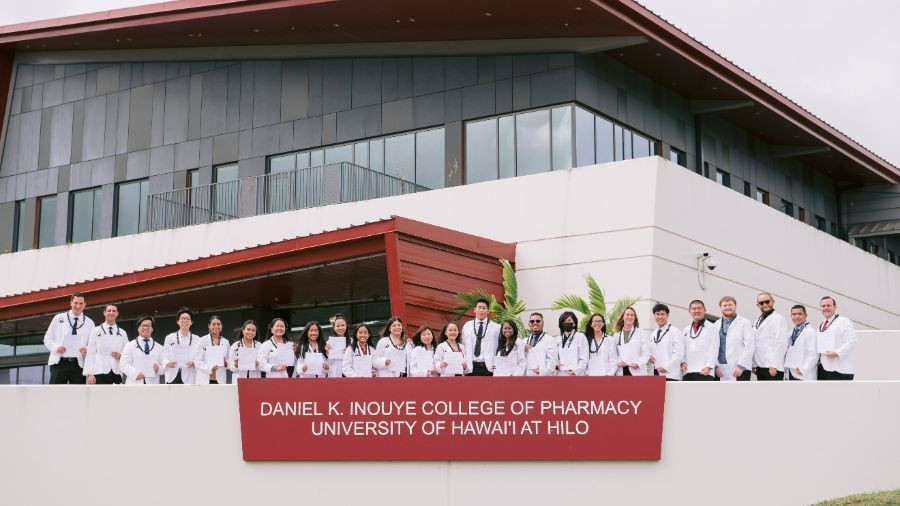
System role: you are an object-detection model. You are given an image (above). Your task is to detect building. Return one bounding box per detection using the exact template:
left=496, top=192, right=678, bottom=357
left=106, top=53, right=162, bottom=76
left=0, top=0, right=898, bottom=382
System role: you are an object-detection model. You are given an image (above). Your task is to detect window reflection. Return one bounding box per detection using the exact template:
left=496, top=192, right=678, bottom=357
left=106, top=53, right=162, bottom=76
left=415, top=128, right=445, bottom=189
left=465, top=118, right=497, bottom=184
left=498, top=116, right=515, bottom=179
left=0, top=337, right=13, bottom=357
left=575, top=107, right=595, bottom=167
left=551, top=106, right=572, bottom=171
left=516, top=109, right=551, bottom=176
left=16, top=334, right=46, bottom=355
left=38, top=195, right=57, bottom=248
left=18, top=365, right=43, bottom=384
left=0, top=368, right=16, bottom=385
left=115, top=179, right=149, bottom=237
left=385, top=133, right=415, bottom=182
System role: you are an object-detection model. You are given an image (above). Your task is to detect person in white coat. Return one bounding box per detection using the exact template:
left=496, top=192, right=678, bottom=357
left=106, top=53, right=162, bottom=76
left=193, top=315, right=230, bottom=385
left=258, top=318, right=294, bottom=379
left=681, top=300, right=719, bottom=381
left=295, top=321, right=332, bottom=378
left=84, top=304, right=128, bottom=384
left=713, top=296, right=755, bottom=381
left=342, top=324, right=377, bottom=378
left=817, top=296, right=857, bottom=380
left=615, top=307, right=649, bottom=376
left=44, top=292, right=95, bottom=384
left=523, top=312, right=556, bottom=376
left=435, top=322, right=470, bottom=377
left=752, top=292, right=789, bottom=381
left=647, top=304, right=683, bottom=381
left=374, top=317, right=413, bottom=377
left=461, top=299, right=500, bottom=376
left=409, top=326, right=439, bottom=377
left=162, top=307, right=199, bottom=384
left=120, top=316, right=164, bottom=385
left=327, top=315, right=350, bottom=378
left=228, top=320, right=262, bottom=383
left=585, top=313, right=618, bottom=376
left=553, top=311, right=589, bottom=376
left=784, top=305, right=818, bottom=381
left=493, top=320, right=526, bottom=376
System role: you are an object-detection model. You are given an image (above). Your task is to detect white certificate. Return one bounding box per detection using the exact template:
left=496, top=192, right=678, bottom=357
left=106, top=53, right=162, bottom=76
left=414, top=348, right=434, bottom=375
left=558, top=347, right=577, bottom=371
left=718, top=364, right=737, bottom=382
left=205, top=346, right=226, bottom=367
left=817, top=332, right=835, bottom=354
left=619, top=343, right=640, bottom=365
left=445, top=352, right=464, bottom=375
left=387, top=347, right=407, bottom=374
left=275, top=343, right=295, bottom=367
left=100, top=336, right=124, bottom=356
left=237, top=348, right=258, bottom=371
left=168, top=344, right=190, bottom=366
left=784, top=345, right=803, bottom=369
left=353, top=355, right=373, bottom=377
left=526, top=349, right=544, bottom=372
left=305, top=352, right=324, bottom=375
left=493, top=355, right=512, bottom=376
left=327, top=336, right=347, bottom=358
left=133, top=353, right=157, bottom=377
left=62, top=334, right=82, bottom=357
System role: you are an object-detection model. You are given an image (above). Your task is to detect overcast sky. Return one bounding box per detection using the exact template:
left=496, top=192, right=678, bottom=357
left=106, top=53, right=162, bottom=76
left=2, top=0, right=898, bottom=167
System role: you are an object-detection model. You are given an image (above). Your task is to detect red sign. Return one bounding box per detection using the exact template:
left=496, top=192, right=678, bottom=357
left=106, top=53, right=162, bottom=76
left=237, top=376, right=666, bottom=461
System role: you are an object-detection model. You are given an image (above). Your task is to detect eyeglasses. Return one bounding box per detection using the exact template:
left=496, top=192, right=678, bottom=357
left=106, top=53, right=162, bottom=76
left=529, top=320, right=542, bottom=324
left=757, top=300, right=772, bottom=306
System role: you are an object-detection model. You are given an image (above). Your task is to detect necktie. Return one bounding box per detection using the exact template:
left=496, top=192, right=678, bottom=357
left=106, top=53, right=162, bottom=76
left=71, top=317, right=79, bottom=335
left=143, top=339, right=150, bottom=354
left=108, top=326, right=113, bottom=335
left=790, top=327, right=801, bottom=346
left=474, top=321, right=484, bottom=357
left=656, top=329, right=661, bottom=342
left=530, top=333, right=540, bottom=347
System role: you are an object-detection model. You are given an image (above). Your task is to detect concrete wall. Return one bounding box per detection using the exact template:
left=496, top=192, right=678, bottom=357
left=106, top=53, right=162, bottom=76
left=1, top=157, right=898, bottom=332
left=1, top=381, right=899, bottom=505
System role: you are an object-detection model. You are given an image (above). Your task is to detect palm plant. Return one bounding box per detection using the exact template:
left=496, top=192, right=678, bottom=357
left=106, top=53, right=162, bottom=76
left=550, top=274, right=640, bottom=333
left=452, top=258, right=527, bottom=337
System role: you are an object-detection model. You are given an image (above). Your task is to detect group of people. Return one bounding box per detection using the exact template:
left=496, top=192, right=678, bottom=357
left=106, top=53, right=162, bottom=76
left=42, top=291, right=857, bottom=384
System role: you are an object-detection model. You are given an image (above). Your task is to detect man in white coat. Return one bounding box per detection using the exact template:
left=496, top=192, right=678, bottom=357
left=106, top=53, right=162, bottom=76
left=83, top=304, right=129, bottom=384
left=43, top=292, right=95, bottom=384
left=461, top=299, right=500, bottom=376
left=120, top=316, right=164, bottom=384
left=648, top=303, right=683, bottom=381
left=163, top=308, right=199, bottom=384
left=752, top=292, right=789, bottom=381
left=713, top=296, right=754, bottom=381
left=817, top=296, right=857, bottom=380
left=680, top=300, right=718, bottom=381
left=784, top=305, right=818, bottom=381
left=523, top=312, right=556, bottom=376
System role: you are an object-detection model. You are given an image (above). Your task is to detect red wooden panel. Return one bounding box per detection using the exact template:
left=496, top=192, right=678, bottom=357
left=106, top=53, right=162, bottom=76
left=395, top=238, right=507, bottom=281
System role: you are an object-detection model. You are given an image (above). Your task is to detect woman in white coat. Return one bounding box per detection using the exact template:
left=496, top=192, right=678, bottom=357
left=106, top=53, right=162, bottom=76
left=585, top=313, right=618, bottom=376
left=228, top=320, right=262, bottom=383
left=374, top=317, right=412, bottom=377
left=295, top=321, right=332, bottom=378
left=616, top=307, right=649, bottom=376
left=327, top=315, right=350, bottom=378
left=554, top=311, right=589, bottom=376
left=493, top=320, right=526, bottom=376
left=193, top=315, right=230, bottom=385
left=120, top=316, right=165, bottom=385
left=342, top=324, right=377, bottom=378
left=409, top=326, right=439, bottom=377
left=258, top=318, right=293, bottom=379
left=435, top=322, right=469, bottom=377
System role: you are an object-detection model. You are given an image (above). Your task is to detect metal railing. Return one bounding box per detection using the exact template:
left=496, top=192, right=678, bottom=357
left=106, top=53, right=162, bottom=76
left=145, top=163, right=430, bottom=232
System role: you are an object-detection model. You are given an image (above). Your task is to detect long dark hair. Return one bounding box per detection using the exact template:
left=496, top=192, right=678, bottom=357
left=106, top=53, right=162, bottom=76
left=497, top=319, right=518, bottom=356
left=381, top=316, right=407, bottom=343
left=412, top=325, right=438, bottom=349
left=615, top=307, right=640, bottom=333
left=349, top=323, right=373, bottom=353
left=298, top=321, right=326, bottom=359
left=585, top=313, right=607, bottom=353
left=331, top=314, right=352, bottom=348
left=238, top=319, right=258, bottom=344
left=558, top=311, right=578, bottom=333
left=266, top=317, right=289, bottom=342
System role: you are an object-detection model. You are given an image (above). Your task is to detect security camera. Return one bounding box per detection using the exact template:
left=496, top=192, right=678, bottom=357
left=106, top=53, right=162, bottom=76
left=706, top=256, right=717, bottom=271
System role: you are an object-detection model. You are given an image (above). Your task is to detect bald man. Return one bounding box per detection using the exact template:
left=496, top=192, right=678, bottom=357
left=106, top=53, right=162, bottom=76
left=752, top=292, right=789, bottom=381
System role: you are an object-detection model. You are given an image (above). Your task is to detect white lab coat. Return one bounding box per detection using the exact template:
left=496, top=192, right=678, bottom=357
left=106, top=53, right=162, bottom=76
left=682, top=321, right=719, bottom=374
left=818, top=315, right=858, bottom=375
left=586, top=334, right=618, bottom=376
left=753, top=311, right=789, bottom=371
left=433, top=341, right=471, bottom=377
left=295, top=342, right=330, bottom=378
left=120, top=338, right=165, bottom=384
left=409, top=346, right=438, bottom=377
left=493, top=339, right=526, bottom=376
left=616, top=328, right=650, bottom=376
left=43, top=311, right=95, bottom=367
left=341, top=344, right=375, bottom=378
left=461, top=319, right=500, bottom=370
left=524, top=332, right=556, bottom=376
left=648, top=325, right=683, bottom=380
left=228, top=340, right=262, bottom=383
left=257, top=338, right=292, bottom=379
left=713, top=315, right=755, bottom=379
left=162, top=331, right=200, bottom=384
left=785, top=324, right=818, bottom=381
left=192, top=335, right=230, bottom=385
left=553, top=332, right=589, bottom=376
left=373, top=337, right=413, bottom=377
left=83, top=323, right=129, bottom=376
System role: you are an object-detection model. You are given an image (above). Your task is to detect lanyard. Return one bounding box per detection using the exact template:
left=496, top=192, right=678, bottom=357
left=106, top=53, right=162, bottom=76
left=791, top=322, right=810, bottom=346
left=820, top=315, right=839, bottom=332
left=136, top=338, right=155, bottom=354
left=654, top=325, right=671, bottom=344
left=589, top=335, right=606, bottom=354
left=689, top=320, right=705, bottom=339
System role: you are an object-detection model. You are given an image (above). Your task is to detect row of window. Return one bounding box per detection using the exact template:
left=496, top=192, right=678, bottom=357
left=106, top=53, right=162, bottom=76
left=854, top=238, right=900, bottom=266
left=0, top=365, right=50, bottom=385
left=0, top=334, right=47, bottom=357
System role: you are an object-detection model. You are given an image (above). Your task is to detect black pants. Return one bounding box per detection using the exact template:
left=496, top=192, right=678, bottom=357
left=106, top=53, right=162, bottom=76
left=94, top=371, right=123, bottom=384
left=734, top=369, right=752, bottom=381
left=623, top=368, right=633, bottom=376
left=168, top=370, right=184, bottom=384
left=470, top=362, right=493, bottom=376
left=683, top=372, right=716, bottom=381
left=49, top=359, right=86, bottom=384
left=818, top=364, right=854, bottom=381
left=755, top=368, right=784, bottom=381
left=665, top=378, right=678, bottom=382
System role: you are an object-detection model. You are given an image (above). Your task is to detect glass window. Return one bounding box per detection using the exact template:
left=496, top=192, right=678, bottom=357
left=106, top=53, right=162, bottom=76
left=385, top=133, right=415, bottom=183
left=415, top=128, right=445, bottom=189
left=38, top=195, right=57, bottom=248
left=715, top=169, right=730, bottom=188
left=830, top=222, right=838, bottom=237
left=13, top=200, right=28, bottom=252
left=575, top=106, right=595, bottom=167
left=325, top=144, right=354, bottom=165
left=612, top=124, right=624, bottom=161
left=816, top=216, right=826, bottom=231
left=596, top=116, right=614, bottom=164
left=668, top=147, right=686, bottom=168
left=781, top=199, right=793, bottom=217
left=515, top=109, right=551, bottom=176
left=0, top=337, right=13, bottom=357
left=115, top=179, right=149, bottom=237
left=354, top=142, right=369, bottom=168
left=551, top=106, right=572, bottom=171
left=622, top=129, right=633, bottom=160
left=756, top=189, right=769, bottom=205
left=743, top=182, right=752, bottom=197
left=632, top=133, right=652, bottom=159
left=798, top=207, right=806, bottom=223
left=0, top=368, right=16, bottom=385
left=188, top=169, right=200, bottom=188
left=269, top=154, right=295, bottom=173
left=215, top=164, right=238, bottom=183
left=296, top=152, right=311, bottom=170
left=369, top=140, right=384, bottom=173
left=16, top=334, right=47, bottom=355
left=310, top=150, right=324, bottom=167
left=213, top=164, right=239, bottom=220
left=498, top=116, right=515, bottom=179
left=69, top=187, right=103, bottom=243
left=17, top=365, right=43, bottom=384
left=465, top=118, right=498, bottom=184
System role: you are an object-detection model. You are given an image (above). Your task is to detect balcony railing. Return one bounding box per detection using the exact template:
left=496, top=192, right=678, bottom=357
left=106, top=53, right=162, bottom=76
left=145, top=162, right=429, bottom=232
